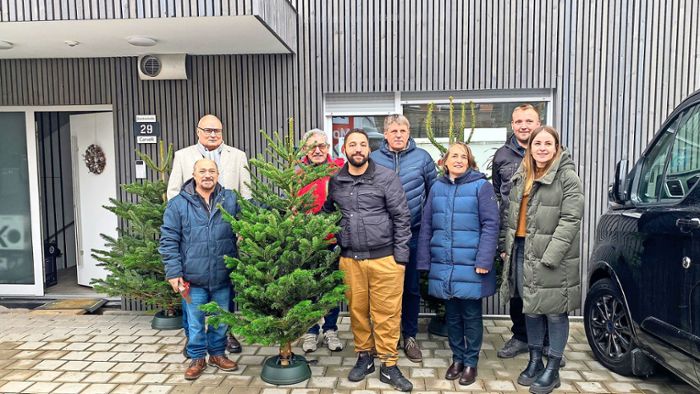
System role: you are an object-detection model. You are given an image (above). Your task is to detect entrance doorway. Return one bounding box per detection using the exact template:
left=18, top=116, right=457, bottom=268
left=37, top=111, right=117, bottom=296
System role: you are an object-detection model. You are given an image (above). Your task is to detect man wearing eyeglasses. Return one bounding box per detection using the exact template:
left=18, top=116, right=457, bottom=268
left=296, top=129, right=346, bottom=353
left=167, top=114, right=251, bottom=356
left=167, top=114, right=251, bottom=201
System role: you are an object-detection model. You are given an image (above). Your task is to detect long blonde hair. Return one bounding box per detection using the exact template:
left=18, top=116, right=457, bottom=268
left=439, top=142, right=478, bottom=175
left=523, top=126, right=562, bottom=193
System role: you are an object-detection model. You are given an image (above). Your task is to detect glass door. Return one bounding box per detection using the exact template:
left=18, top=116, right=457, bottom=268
left=0, top=111, right=43, bottom=295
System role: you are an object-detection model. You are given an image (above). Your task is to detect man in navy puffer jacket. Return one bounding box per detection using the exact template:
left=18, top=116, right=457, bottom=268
left=160, top=159, right=240, bottom=380
left=370, top=114, right=437, bottom=362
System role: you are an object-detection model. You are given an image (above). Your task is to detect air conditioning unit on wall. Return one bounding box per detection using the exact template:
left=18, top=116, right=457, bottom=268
left=137, top=54, right=188, bottom=80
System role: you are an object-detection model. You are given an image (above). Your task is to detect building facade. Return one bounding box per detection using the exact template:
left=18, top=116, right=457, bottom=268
left=0, top=1, right=698, bottom=314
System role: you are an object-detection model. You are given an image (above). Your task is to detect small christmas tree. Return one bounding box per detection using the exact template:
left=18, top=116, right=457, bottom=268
left=203, top=119, right=345, bottom=376
left=92, top=142, right=181, bottom=318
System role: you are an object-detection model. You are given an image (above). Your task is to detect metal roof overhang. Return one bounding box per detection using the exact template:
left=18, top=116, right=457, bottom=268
left=0, top=14, right=296, bottom=58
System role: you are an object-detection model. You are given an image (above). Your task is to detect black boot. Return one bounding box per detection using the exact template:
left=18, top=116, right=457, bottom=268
left=517, top=347, right=544, bottom=386
left=529, top=355, right=561, bottom=394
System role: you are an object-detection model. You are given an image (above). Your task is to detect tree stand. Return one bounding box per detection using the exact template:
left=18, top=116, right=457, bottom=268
left=260, top=343, right=311, bottom=385
left=151, top=310, right=183, bottom=330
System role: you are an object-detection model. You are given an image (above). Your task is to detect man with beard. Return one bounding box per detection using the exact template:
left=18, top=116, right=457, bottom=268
left=323, top=129, right=413, bottom=392
left=160, top=159, right=240, bottom=380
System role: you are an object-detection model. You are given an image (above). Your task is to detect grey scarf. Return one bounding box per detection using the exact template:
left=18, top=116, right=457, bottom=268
left=196, top=142, right=224, bottom=171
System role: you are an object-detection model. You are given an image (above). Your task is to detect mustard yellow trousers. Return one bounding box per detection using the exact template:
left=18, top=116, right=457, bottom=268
left=339, top=255, right=405, bottom=366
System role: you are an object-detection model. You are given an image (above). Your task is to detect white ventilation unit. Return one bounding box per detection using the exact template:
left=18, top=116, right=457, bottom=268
left=137, top=54, right=188, bottom=80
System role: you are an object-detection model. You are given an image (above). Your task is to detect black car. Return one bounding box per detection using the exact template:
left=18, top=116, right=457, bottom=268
left=584, top=89, right=700, bottom=390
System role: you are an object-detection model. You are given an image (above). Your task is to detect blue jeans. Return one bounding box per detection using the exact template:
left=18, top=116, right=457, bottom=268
left=182, top=284, right=236, bottom=338
left=185, top=286, right=231, bottom=359
left=445, top=298, right=483, bottom=367
left=401, top=238, right=420, bottom=338
left=525, top=313, right=569, bottom=358
left=307, top=306, right=340, bottom=334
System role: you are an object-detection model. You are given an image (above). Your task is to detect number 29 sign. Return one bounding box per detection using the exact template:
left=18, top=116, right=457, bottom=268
left=133, top=114, right=161, bottom=144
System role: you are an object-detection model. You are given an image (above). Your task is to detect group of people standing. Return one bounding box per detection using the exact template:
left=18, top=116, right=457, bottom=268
left=158, top=105, right=583, bottom=394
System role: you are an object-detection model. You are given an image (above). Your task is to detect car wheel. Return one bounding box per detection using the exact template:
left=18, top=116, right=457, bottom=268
left=584, top=278, right=636, bottom=376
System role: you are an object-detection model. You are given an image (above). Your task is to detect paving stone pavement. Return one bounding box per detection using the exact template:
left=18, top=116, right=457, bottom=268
left=0, top=309, right=696, bottom=394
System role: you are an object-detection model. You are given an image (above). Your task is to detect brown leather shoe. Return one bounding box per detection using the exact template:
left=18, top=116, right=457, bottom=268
left=445, top=361, right=464, bottom=380
left=184, top=358, right=206, bottom=380
left=208, top=355, right=238, bottom=371
left=459, top=366, right=477, bottom=386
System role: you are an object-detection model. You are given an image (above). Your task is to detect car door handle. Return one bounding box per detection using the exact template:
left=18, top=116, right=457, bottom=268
left=675, top=217, right=700, bottom=231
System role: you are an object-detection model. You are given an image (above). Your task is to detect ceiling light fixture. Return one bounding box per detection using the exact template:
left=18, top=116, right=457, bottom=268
left=127, top=36, right=157, bottom=47
left=65, top=40, right=80, bottom=47
left=0, top=40, right=14, bottom=50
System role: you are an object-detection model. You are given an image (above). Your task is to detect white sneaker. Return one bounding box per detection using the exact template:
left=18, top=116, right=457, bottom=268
left=324, top=330, right=344, bottom=351
left=302, top=333, right=318, bottom=352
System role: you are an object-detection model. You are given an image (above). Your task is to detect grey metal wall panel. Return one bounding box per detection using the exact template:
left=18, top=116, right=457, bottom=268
left=1, top=0, right=700, bottom=315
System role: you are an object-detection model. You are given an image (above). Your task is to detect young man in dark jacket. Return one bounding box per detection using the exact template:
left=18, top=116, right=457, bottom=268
left=323, top=129, right=413, bottom=392
left=492, top=104, right=541, bottom=359
left=370, top=115, right=437, bottom=362
left=160, top=159, right=239, bottom=380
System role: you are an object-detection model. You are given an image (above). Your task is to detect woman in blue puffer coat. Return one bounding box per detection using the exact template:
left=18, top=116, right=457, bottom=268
left=417, top=142, right=500, bottom=386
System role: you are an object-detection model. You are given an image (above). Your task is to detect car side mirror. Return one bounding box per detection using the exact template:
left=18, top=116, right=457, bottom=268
left=609, top=159, right=629, bottom=204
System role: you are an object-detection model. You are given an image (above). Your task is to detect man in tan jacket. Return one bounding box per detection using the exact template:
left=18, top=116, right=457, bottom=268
left=167, top=114, right=251, bottom=355
left=167, top=114, right=251, bottom=201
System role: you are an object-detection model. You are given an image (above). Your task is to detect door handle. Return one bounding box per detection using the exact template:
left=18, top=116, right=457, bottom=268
left=675, top=217, right=700, bottom=232
left=682, top=256, right=691, bottom=269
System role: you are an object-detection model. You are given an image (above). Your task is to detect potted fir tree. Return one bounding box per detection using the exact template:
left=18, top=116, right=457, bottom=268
left=92, top=142, right=182, bottom=329
left=203, top=121, right=346, bottom=385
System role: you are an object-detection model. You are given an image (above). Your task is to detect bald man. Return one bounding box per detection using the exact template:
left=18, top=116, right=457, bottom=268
left=167, top=114, right=251, bottom=201
left=167, top=114, right=250, bottom=355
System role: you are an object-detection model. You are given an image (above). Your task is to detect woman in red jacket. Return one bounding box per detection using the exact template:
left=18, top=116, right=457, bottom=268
left=297, top=129, right=346, bottom=352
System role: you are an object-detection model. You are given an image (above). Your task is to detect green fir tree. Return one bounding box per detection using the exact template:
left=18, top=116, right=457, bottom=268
left=203, top=119, right=346, bottom=365
left=91, top=142, right=180, bottom=316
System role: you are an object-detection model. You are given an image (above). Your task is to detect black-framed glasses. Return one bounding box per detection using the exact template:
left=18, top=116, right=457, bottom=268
left=197, top=127, right=223, bottom=135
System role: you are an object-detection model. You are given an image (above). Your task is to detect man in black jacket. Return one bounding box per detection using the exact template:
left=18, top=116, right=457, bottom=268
left=493, top=104, right=540, bottom=359
left=323, top=129, right=413, bottom=392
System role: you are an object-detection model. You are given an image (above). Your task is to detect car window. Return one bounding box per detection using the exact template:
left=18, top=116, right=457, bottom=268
left=634, top=104, right=700, bottom=204
left=634, top=116, right=680, bottom=203
left=664, top=105, right=700, bottom=200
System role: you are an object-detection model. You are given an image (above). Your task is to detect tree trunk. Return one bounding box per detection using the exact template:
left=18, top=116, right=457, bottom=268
left=279, top=342, right=292, bottom=366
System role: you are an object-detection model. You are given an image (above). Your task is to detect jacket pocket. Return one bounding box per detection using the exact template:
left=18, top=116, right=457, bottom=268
left=362, top=214, right=392, bottom=250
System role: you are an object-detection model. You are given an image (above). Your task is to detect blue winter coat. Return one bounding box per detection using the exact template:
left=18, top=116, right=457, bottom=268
left=416, top=170, right=500, bottom=300
left=159, top=179, right=239, bottom=290
left=370, top=138, right=437, bottom=235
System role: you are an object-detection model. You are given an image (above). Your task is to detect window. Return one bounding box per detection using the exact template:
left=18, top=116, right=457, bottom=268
left=331, top=116, right=385, bottom=158
left=403, top=102, right=549, bottom=139
left=633, top=106, right=700, bottom=203
left=664, top=105, right=700, bottom=200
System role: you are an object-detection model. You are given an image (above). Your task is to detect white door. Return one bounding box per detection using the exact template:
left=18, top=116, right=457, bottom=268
left=70, top=112, right=117, bottom=287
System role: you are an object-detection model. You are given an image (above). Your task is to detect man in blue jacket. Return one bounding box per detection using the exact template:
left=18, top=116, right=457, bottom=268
left=160, top=159, right=239, bottom=380
left=370, top=114, right=437, bottom=362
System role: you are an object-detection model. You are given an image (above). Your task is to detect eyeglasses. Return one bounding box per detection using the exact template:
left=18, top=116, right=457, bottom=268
left=305, top=143, right=329, bottom=151
left=197, top=127, right=223, bottom=135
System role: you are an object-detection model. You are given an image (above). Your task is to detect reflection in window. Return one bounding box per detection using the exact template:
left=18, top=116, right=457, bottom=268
left=331, top=116, right=386, bottom=158
left=664, top=105, right=700, bottom=199
left=403, top=102, right=548, bottom=139
left=0, top=112, right=35, bottom=285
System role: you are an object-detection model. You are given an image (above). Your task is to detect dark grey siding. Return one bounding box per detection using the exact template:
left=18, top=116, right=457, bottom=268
left=1, top=0, right=699, bottom=313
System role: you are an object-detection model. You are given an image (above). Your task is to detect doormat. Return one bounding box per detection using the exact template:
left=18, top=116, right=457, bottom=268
left=34, top=298, right=106, bottom=314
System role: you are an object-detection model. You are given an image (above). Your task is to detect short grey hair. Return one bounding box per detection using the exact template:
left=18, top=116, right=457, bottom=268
left=301, top=128, right=328, bottom=144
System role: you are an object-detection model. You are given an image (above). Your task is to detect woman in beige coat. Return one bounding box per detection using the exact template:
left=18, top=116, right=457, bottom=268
left=498, top=126, right=584, bottom=394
